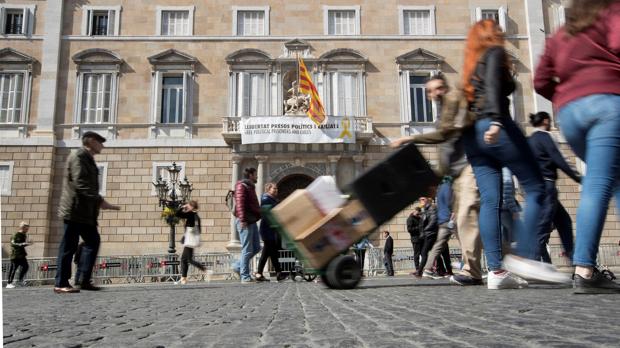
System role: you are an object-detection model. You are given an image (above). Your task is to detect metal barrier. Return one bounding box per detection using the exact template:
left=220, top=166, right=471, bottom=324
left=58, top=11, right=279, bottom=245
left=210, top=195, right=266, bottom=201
left=2, top=245, right=618, bottom=286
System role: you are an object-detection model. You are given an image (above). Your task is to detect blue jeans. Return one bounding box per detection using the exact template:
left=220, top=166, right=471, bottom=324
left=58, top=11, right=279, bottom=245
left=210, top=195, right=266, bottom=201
left=463, top=117, right=546, bottom=270
left=234, top=219, right=261, bottom=281
left=55, top=221, right=100, bottom=287
left=558, top=94, right=620, bottom=267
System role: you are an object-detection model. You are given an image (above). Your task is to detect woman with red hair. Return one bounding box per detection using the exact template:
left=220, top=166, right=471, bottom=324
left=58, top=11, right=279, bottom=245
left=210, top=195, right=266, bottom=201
left=461, top=20, right=568, bottom=289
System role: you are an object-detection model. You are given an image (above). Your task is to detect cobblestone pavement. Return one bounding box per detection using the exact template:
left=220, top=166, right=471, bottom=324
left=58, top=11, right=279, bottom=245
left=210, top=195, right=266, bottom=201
left=3, top=276, right=620, bottom=348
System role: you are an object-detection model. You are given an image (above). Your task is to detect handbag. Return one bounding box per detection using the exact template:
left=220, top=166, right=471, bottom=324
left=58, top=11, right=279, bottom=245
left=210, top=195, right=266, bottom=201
left=183, top=226, right=200, bottom=248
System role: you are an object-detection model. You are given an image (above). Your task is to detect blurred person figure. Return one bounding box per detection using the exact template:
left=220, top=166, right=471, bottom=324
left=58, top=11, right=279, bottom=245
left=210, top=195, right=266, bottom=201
left=55, top=132, right=120, bottom=293
left=255, top=183, right=286, bottom=282
left=528, top=111, right=581, bottom=263
left=461, top=20, right=568, bottom=289
left=415, top=197, right=438, bottom=278
left=6, top=222, right=31, bottom=288
left=534, top=0, right=620, bottom=293
left=176, top=200, right=206, bottom=285
left=353, top=238, right=371, bottom=277
left=406, top=207, right=424, bottom=272
left=392, top=74, right=484, bottom=286
left=500, top=167, right=522, bottom=248
left=421, top=177, right=455, bottom=278
left=383, top=231, right=394, bottom=276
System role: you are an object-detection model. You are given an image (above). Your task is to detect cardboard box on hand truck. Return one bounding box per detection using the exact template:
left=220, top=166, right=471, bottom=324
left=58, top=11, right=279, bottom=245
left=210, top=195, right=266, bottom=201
left=295, top=199, right=376, bottom=270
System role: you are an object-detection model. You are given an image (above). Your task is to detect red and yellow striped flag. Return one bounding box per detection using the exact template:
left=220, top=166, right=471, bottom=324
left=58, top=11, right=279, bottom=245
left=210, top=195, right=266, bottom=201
left=298, top=57, right=326, bottom=125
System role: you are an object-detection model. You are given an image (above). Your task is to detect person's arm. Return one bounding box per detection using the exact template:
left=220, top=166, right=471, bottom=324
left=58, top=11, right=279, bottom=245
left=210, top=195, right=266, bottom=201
left=534, top=38, right=558, bottom=101
left=484, top=47, right=510, bottom=125
left=543, top=134, right=581, bottom=183
left=607, top=4, right=620, bottom=54
left=11, top=233, right=27, bottom=246
left=391, top=96, right=462, bottom=146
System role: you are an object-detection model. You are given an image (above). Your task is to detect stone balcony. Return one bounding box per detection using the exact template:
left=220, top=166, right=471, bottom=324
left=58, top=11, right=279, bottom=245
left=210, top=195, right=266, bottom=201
left=221, top=116, right=374, bottom=144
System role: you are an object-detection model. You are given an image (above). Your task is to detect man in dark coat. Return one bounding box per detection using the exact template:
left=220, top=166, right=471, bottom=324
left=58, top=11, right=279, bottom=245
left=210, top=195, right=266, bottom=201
left=383, top=231, right=394, bottom=276
left=55, top=132, right=120, bottom=293
left=406, top=207, right=423, bottom=271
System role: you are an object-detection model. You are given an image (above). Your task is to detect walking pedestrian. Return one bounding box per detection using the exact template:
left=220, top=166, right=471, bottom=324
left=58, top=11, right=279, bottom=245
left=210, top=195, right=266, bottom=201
left=420, top=177, right=454, bottom=279
left=353, top=238, right=370, bottom=277
left=528, top=111, right=581, bottom=263
left=383, top=231, right=394, bottom=276
left=255, top=183, right=286, bottom=282
left=415, top=197, right=438, bottom=278
left=500, top=167, right=522, bottom=248
left=534, top=0, right=620, bottom=293
left=6, top=222, right=31, bottom=288
left=405, top=207, right=424, bottom=272
left=461, top=20, right=567, bottom=289
left=233, top=167, right=262, bottom=283
left=176, top=200, right=206, bottom=285
left=54, top=131, right=120, bottom=293
left=391, top=74, right=484, bottom=286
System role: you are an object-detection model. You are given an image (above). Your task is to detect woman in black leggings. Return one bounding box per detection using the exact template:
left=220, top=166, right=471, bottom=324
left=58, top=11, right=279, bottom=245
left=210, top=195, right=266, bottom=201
left=256, top=183, right=286, bottom=282
left=176, top=200, right=206, bottom=284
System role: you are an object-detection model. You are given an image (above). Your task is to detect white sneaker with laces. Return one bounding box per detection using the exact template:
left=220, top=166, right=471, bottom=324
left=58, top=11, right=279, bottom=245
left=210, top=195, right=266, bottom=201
left=6, top=283, right=15, bottom=289
left=503, top=254, right=571, bottom=284
left=487, top=271, right=528, bottom=290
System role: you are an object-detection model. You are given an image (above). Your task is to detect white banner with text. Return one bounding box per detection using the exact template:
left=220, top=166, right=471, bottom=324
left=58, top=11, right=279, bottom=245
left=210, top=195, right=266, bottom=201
left=240, top=116, right=356, bottom=144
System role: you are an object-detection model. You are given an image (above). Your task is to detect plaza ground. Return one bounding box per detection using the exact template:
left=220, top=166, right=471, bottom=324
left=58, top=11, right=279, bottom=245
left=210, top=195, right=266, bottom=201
left=3, top=276, right=620, bottom=347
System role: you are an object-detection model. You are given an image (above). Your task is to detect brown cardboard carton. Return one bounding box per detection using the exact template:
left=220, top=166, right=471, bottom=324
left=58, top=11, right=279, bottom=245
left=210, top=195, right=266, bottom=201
left=295, top=200, right=377, bottom=270
left=271, top=189, right=323, bottom=240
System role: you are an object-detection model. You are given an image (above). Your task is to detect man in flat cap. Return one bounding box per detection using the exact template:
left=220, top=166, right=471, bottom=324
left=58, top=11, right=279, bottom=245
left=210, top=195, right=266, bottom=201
left=54, top=132, right=120, bottom=293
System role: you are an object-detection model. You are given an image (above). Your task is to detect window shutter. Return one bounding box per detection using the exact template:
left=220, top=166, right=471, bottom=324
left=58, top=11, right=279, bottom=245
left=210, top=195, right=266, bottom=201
left=87, top=10, right=94, bottom=36
left=0, top=8, right=6, bottom=35
left=240, top=72, right=250, bottom=116
left=153, top=71, right=163, bottom=123
left=21, top=8, right=29, bottom=35
left=498, top=7, right=507, bottom=32
left=401, top=70, right=411, bottom=123
left=107, top=10, right=115, bottom=35
left=182, top=71, right=192, bottom=123
left=475, top=7, right=482, bottom=22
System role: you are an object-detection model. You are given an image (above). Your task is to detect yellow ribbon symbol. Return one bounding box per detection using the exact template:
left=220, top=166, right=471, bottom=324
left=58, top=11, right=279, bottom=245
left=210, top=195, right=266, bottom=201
left=338, top=118, right=353, bottom=139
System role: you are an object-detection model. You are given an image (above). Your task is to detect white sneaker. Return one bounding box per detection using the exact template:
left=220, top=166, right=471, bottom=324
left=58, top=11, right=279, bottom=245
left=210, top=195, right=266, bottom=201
left=503, top=254, right=571, bottom=284
left=487, top=271, right=528, bottom=290
left=6, top=283, right=15, bottom=289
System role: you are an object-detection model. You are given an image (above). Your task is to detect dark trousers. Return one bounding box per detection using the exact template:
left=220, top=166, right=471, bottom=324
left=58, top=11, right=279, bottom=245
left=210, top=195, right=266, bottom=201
left=436, top=246, right=453, bottom=275
left=538, top=181, right=574, bottom=263
left=181, top=247, right=205, bottom=277
left=257, top=238, right=282, bottom=275
left=353, top=248, right=366, bottom=276
left=55, top=221, right=100, bottom=287
left=411, top=238, right=423, bottom=270
left=384, top=253, right=394, bottom=276
left=418, top=234, right=437, bottom=275
left=8, top=258, right=29, bottom=283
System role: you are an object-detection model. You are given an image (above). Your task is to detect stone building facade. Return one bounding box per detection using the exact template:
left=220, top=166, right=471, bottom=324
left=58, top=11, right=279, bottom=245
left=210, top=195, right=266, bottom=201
left=1, top=0, right=617, bottom=257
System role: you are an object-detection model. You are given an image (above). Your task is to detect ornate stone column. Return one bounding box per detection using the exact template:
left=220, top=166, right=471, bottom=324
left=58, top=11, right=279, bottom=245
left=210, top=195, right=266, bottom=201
left=328, top=155, right=341, bottom=181
left=226, top=155, right=243, bottom=251
left=353, top=155, right=365, bottom=178
left=255, top=155, right=268, bottom=198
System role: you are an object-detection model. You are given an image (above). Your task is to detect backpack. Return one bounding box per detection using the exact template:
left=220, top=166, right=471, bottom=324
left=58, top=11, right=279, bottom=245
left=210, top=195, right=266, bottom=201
left=225, top=182, right=249, bottom=216
left=225, top=190, right=236, bottom=215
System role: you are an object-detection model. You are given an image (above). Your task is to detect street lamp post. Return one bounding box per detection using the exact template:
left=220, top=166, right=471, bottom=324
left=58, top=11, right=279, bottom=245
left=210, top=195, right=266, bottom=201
left=153, top=162, right=193, bottom=278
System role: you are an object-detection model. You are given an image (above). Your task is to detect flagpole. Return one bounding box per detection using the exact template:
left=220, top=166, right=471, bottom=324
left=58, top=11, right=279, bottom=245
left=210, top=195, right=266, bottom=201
left=295, top=51, right=300, bottom=97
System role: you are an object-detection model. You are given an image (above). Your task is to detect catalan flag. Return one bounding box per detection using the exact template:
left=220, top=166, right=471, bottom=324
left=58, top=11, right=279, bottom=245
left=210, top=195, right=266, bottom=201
left=298, top=57, right=326, bottom=125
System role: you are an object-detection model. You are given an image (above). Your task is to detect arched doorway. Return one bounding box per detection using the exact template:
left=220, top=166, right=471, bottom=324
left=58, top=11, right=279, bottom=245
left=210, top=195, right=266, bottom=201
left=277, top=174, right=314, bottom=200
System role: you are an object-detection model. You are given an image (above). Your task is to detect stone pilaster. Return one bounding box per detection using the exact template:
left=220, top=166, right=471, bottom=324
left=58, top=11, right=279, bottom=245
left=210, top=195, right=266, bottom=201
left=226, top=155, right=243, bottom=251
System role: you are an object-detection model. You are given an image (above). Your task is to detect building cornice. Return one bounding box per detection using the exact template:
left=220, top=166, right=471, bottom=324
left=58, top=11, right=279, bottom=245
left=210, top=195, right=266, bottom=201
left=61, top=34, right=529, bottom=42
